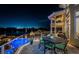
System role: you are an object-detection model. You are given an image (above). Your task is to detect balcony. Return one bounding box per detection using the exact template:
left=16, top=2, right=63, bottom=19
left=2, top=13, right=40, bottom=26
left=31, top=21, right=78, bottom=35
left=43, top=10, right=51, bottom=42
left=52, top=22, right=64, bottom=27
left=55, top=22, right=64, bottom=26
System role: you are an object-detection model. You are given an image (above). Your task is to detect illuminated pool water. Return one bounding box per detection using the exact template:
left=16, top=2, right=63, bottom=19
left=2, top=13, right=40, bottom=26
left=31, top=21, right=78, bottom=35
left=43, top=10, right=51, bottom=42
left=4, top=38, right=30, bottom=54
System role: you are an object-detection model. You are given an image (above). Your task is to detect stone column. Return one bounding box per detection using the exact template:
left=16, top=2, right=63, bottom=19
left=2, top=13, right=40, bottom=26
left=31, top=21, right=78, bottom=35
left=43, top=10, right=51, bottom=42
left=54, top=18, right=56, bottom=36
left=69, top=5, right=75, bottom=40
left=50, top=20, right=53, bottom=35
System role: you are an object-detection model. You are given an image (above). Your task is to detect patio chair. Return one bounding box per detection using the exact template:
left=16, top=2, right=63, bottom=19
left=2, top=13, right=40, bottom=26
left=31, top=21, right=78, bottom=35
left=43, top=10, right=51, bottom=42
left=30, top=38, right=33, bottom=45
left=54, top=40, right=68, bottom=54
left=43, top=40, right=55, bottom=54
left=38, top=36, right=44, bottom=48
left=39, top=36, right=55, bottom=54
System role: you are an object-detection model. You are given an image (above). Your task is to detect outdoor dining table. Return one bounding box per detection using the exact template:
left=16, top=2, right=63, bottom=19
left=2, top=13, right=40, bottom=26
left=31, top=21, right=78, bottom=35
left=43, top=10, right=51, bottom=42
left=43, top=36, right=67, bottom=53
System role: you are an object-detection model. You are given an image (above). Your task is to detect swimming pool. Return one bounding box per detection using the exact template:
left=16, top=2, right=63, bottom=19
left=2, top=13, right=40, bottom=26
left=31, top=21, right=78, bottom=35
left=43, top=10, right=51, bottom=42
left=4, top=38, right=30, bottom=54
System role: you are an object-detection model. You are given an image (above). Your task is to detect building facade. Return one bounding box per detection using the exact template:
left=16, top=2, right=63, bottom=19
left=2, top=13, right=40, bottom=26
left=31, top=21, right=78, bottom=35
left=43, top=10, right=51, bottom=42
left=48, top=10, right=65, bottom=36
left=60, top=4, right=79, bottom=47
left=49, top=4, right=79, bottom=47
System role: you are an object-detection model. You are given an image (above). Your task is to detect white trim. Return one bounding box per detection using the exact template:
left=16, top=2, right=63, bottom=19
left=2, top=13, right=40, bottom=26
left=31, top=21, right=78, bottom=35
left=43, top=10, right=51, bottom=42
left=48, top=10, right=65, bottom=20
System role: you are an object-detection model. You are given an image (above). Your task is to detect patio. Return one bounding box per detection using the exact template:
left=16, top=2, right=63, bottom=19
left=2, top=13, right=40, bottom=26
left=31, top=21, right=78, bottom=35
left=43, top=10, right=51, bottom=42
left=19, top=39, right=79, bottom=54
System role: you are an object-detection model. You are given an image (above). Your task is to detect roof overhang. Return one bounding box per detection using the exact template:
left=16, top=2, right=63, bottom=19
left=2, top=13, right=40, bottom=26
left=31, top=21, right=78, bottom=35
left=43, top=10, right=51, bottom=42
left=48, top=10, right=65, bottom=20
left=59, top=4, right=69, bottom=8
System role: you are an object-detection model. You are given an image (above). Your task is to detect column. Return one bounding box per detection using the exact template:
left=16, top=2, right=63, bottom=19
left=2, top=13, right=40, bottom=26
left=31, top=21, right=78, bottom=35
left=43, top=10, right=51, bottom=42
left=50, top=20, right=52, bottom=35
left=69, top=5, right=75, bottom=40
left=54, top=19, right=56, bottom=36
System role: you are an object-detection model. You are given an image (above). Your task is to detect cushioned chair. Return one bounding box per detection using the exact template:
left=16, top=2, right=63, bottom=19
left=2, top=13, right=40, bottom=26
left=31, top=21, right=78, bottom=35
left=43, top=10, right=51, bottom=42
left=39, top=36, right=44, bottom=48
left=39, top=36, right=55, bottom=54
left=40, top=37, right=45, bottom=43
left=43, top=39, right=55, bottom=54
left=55, top=40, right=68, bottom=54
left=30, top=38, right=33, bottom=45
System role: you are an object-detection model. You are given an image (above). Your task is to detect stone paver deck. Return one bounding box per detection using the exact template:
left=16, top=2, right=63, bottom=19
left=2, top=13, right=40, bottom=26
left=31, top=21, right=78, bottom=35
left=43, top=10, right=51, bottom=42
left=19, top=40, right=79, bottom=54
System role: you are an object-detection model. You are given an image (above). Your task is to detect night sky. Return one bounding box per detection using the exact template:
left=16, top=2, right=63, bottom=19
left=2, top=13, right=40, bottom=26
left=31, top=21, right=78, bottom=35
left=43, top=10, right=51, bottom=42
left=0, top=4, right=63, bottom=28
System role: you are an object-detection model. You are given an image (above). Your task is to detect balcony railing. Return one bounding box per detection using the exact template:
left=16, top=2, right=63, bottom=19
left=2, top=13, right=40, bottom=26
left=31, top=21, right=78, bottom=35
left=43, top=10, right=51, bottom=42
left=52, top=22, right=64, bottom=27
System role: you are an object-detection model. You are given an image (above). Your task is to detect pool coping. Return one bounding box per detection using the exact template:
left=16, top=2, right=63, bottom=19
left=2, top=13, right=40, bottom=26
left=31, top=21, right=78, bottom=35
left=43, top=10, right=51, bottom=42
left=15, top=42, right=30, bottom=54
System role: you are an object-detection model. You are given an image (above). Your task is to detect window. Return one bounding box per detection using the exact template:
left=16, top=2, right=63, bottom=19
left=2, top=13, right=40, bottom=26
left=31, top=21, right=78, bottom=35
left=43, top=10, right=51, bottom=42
left=56, top=27, right=62, bottom=32
left=75, top=17, right=79, bottom=39
left=76, top=11, right=79, bottom=17
left=75, top=11, right=79, bottom=39
left=56, top=20, right=62, bottom=23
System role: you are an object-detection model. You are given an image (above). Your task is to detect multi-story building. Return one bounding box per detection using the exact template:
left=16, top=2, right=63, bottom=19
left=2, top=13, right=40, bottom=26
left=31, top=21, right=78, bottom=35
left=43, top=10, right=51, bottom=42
left=59, top=4, right=79, bottom=47
left=48, top=10, right=65, bottom=36
left=48, top=4, right=79, bottom=47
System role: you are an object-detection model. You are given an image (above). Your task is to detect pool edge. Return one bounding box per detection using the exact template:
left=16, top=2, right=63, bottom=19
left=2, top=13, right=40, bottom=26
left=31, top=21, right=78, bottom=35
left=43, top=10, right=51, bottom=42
left=15, top=42, right=30, bottom=54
